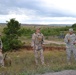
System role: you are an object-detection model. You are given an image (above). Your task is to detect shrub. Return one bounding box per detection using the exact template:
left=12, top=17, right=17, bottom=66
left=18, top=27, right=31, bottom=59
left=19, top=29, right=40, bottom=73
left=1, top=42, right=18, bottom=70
left=2, top=18, right=23, bottom=51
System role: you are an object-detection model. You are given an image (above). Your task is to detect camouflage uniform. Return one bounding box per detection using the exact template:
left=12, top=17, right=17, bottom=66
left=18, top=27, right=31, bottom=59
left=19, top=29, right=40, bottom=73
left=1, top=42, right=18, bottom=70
left=0, top=39, right=4, bottom=67
left=0, top=39, right=3, bottom=49
left=0, top=52, right=4, bottom=67
left=31, top=32, right=45, bottom=65
left=64, top=29, right=76, bottom=62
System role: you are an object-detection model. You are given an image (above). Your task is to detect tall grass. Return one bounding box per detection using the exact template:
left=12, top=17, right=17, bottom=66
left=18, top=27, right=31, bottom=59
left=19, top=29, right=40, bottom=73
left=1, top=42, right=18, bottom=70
left=0, top=50, right=76, bottom=75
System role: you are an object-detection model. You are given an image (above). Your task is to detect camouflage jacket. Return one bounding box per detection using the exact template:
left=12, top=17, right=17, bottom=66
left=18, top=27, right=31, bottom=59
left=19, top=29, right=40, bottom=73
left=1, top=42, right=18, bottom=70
left=31, top=33, right=44, bottom=50
left=64, top=33, right=76, bottom=47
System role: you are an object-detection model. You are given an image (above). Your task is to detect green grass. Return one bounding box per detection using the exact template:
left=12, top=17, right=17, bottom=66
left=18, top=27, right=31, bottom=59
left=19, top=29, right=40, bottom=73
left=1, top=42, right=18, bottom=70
left=0, top=50, right=76, bottom=75
left=0, top=25, right=6, bottom=33
left=0, top=25, right=75, bottom=75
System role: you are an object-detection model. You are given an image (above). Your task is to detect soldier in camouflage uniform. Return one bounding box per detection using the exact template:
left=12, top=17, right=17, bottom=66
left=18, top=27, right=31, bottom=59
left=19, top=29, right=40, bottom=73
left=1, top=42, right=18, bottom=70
left=64, top=28, right=76, bottom=64
left=0, top=35, right=4, bottom=67
left=31, top=27, right=45, bottom=65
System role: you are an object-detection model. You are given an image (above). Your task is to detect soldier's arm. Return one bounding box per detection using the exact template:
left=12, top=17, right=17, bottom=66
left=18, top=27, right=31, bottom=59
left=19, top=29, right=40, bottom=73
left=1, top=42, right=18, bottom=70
left=74, top=34, right=76, bottom=44
left=0, top=39, right=3, bottom=49
left=42, top=34, right=45, bottom=45
left=31, top=33, right=35, bottom=47
left=64, top=34, right=69, bottom=43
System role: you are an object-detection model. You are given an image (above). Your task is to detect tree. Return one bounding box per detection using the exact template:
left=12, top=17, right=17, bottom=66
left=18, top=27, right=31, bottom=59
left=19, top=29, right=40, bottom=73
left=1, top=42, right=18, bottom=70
left=2, top=18, right=23, bottom=51
left=72, top=23, right=76, bottom=28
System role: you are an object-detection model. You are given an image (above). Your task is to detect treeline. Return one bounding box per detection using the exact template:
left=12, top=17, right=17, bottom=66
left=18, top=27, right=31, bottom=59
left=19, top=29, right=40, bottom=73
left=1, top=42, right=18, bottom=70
left=20, top=26, right=71, bottom=37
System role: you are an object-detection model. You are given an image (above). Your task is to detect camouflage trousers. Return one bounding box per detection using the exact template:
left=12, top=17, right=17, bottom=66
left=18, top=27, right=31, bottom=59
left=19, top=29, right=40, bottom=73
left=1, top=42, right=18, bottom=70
left=34, top=49, right=45, bottom=65
left=0, top=53, right=4, bottom=67
left=66, top=46, right=76, bottom=62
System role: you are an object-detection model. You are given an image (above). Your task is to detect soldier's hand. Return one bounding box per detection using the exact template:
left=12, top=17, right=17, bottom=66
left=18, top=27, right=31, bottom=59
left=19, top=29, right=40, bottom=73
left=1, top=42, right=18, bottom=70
left=73, top=42, right=76, bottom=45
left=42, top=44, right=44, bottom=47
left=68, top=39, right=70, bottom=42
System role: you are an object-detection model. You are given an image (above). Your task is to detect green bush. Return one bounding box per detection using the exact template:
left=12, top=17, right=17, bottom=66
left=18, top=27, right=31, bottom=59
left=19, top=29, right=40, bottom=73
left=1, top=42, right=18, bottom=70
left=2, top=18, right=23, bottom=51
left=72, top=23, right=76, bottom=28
left=20, top=26, right=71, bottom=37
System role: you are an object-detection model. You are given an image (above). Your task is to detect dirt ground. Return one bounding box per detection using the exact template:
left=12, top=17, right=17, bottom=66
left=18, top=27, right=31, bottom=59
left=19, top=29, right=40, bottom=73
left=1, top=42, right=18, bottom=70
left=38, top=70, right=76, bottom=75
left=44, top=40, right=65, bottom=45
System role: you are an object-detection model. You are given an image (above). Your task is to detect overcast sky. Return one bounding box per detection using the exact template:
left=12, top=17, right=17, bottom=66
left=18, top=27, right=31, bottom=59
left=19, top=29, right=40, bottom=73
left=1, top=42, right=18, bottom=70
left=0, top=0, right=76, bottom=24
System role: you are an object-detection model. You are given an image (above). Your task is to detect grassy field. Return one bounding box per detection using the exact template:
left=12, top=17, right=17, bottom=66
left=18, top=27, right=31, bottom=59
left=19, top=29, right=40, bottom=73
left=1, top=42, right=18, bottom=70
left=0, top=25, right=76, bottom=75
left=0, top=50, right=76, bottom=75
left=0, top=25, right=5, bottom=33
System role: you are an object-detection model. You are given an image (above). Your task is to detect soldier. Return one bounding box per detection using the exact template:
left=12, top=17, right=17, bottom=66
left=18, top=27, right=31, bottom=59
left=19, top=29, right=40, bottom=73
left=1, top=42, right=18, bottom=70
left=64, top=28, right=76, bottom=64
left=0, top=35, right=4, bottom=67
left=0, top=50, right=4, bottom=67
left=31, top=27, right=45, bottom=65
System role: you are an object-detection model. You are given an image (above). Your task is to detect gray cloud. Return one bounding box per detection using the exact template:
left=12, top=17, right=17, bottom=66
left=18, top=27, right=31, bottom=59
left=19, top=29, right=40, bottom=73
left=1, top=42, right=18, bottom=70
left=0, top=0, right=75, bottom=17
left=0, top=0, right=40, bottom=14
left=0, top=0, right=76, bottom=24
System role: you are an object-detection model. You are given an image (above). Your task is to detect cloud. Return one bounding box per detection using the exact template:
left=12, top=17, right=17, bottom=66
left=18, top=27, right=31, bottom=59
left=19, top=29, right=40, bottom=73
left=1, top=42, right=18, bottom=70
left=40, top=0, right=76, bottom=16
left=0, top=0, right=76, bottom=24
left=0, top=13, right=76, bottom=24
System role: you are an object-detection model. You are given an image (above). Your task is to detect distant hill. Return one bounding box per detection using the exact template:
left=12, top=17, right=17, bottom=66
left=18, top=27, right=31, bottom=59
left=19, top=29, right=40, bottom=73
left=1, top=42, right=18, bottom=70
left=0, top=23, right=72, bottom=26
left=0, top=23, right=6, bottom=25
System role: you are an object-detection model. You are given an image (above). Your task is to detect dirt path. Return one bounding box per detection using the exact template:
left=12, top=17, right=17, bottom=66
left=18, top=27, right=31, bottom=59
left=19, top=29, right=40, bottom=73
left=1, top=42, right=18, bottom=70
left=21, top=40, right=66, bottom=51
left=38, top=70, right=76, bottom=75
left=44, top=40, right=65, bottom=45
